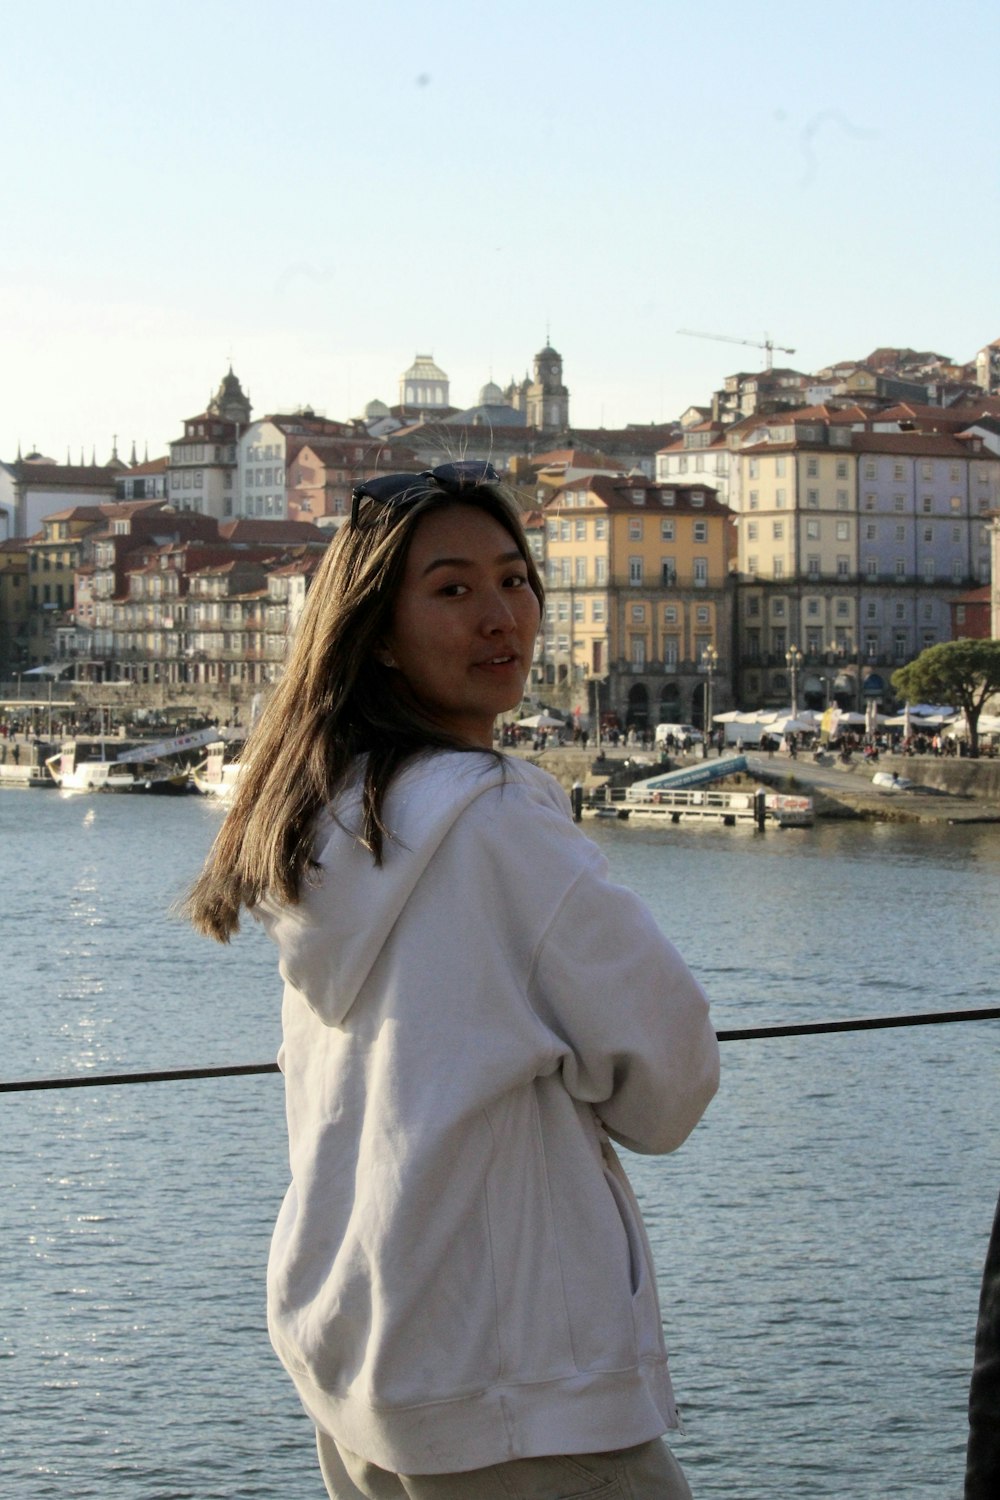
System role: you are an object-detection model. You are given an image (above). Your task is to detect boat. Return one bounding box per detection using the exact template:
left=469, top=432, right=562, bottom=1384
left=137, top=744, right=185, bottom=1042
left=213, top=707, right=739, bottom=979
left=190, top=739, right=243, bottom=799
left=872, top=770, right=914, bottom=792
left=45, top=726, right=220, bottom=794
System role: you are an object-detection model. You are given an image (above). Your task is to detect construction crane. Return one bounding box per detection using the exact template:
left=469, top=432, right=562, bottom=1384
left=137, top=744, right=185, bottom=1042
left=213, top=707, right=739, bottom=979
left=677, top=329, right=796, bottom=372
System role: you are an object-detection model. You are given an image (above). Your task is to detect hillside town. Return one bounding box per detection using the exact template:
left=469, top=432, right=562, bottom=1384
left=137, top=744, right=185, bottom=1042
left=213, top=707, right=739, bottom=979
left=2, top=336, right=1000, bottom=733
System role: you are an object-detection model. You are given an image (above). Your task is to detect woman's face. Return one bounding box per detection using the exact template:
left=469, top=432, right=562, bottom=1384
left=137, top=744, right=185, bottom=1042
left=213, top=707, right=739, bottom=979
left=381, top=504, right=540, bottom=748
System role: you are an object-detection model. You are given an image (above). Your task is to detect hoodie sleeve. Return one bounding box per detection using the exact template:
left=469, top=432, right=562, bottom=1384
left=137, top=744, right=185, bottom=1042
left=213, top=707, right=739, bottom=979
left=515, top=791, right=720, bottom=1156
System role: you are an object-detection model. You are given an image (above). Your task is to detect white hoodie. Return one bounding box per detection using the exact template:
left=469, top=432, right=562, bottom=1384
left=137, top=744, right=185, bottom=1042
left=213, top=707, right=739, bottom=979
left=259, top=751, right=719, bottom=1476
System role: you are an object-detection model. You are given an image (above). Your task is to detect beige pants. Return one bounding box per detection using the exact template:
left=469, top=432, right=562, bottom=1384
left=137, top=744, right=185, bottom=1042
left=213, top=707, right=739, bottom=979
left=316, top=1430, right=694, bottom=1499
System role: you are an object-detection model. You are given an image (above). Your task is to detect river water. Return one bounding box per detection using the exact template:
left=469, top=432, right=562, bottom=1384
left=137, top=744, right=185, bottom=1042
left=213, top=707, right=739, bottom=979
left=2, top=789, right=997, bottom=1499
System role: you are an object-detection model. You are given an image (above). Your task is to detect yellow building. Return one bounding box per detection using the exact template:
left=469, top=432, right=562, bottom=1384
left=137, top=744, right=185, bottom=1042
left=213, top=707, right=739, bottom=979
left=0, top=537, right=30, bottom=677
left=541, top=475, right=734, bottom=731
left=25, top=506, right=107, bottom=665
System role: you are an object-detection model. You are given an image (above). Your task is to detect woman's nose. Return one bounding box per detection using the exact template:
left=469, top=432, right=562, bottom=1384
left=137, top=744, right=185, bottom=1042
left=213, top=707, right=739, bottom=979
left=481, top=587, right=516, bottom=632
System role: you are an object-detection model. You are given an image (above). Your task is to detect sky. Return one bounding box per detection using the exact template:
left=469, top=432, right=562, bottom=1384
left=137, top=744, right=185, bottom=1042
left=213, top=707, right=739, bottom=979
left=2, top=0, right=999, bottom=461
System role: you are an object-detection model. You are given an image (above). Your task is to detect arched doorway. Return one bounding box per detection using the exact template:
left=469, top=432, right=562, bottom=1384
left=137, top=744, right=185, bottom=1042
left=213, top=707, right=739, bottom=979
left=658, top=682, right=680, bottom=724
left=627, top=683, right=649, bottom=729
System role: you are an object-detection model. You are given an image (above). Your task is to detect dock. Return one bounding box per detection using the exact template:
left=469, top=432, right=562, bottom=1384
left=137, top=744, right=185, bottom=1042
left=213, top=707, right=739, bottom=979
left=585, top=783, right=814, bottom=828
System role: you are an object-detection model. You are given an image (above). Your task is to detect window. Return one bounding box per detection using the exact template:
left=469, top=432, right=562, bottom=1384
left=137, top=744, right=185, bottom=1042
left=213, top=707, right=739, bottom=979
left=746, top=596, right=760, bottom=618
left=660, top=519, right=675, bottom=541
left=776, top=457, right=786, bottom=477
left=747, top=555, right=758, bottom=574
left=560, top=559, right=571, bottom=584
left=628, top=517, right=644, bottom=540
left=575, top=557, right=587, bottom=585
left=807, top=554, right=820, bottom=580
left=894, top=631, right=908, bottom=662
left=596, top=557, right=607, bottom=584
left=807, top=457, right=818, bottom=477
left=661, top=559, right=676, bottom=585
left=560, top=520, right=571, bottom=541
left=836, top=521, right=849, bottom=540
left=864, top=492, right=875, bottom=510
left=837, top=556, right=850, bottom=577
left=663, top=636, right=678, bottom=666
left=923, top=558, right=936, bottom=581
left=952, top=560, right=964, bottom=582
left=921, top=461, right=933, bottom=480
left=631, top=605, right=646, bottom=623
left=592, top=599, right=605, bottom=622
left=836, top=460, right=848, bottom=479
left=631, top=637, right=646, bottom=669
left=893, top=462, right=905, bottom=481
left=866, top=557, right=879, bottom=577
left=595, top=518, right=608, bottom=540
left=950, top=496, right=962, bottom=511
left=772, top=598, right=786, bottom=619
left=557, top=600, right=569, bottom=622
left=807, top=489, right=819, bottom=507
left=895, top=524, right=905, bottom=541
left=629, top=556, right=643, bottom=585
left=696, top=605, right=709, bottom=623
left=922, top=525, right=933, bottom=543
left=896, top=603, right=906, bottom=621
left=806, top=519, right=820, bottom=539
left=747, top=521, right=759, bottom=540
left=748, top=458, right=759, bottom=478
left=895, top=559, right=906, bottom=578
left=836, top=490, right=848, bottom=509
left=546, top=519, right=559, bottom=539
left=749, top=490, right=759, bottom=510
left=664, top=605, right=678, bottom=623
left=864, top=461, right=876, bottom=479
left=836, top=600, right=849, bottom=619
left=775, top=489, right=786, bottom=507
left=894, top=495, right=905, bottom=512
left=772, top=520, right=784, bottom=539
left=693, top=520, right=707, bottom=542
left=865, top=523, right=876, bottom=540
left=693, top=557, right=708, bottom=585
left=772, top=557, right=784, bottom=578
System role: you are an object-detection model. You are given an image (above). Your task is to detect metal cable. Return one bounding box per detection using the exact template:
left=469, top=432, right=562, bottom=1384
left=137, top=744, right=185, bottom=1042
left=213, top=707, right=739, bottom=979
left=2, top=1006, right=997, bottom=1095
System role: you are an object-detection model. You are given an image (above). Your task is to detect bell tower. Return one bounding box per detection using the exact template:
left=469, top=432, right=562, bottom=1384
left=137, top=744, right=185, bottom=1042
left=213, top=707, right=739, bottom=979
left=524, top=342, right=569, bottom=431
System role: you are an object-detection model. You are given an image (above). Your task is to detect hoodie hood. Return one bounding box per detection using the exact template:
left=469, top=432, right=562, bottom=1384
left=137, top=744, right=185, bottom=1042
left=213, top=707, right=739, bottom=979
left=257, top=751, right=513, bottom=1026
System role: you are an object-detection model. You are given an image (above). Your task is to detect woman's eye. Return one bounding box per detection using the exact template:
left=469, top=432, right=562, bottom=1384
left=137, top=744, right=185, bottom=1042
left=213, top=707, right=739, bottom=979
left=439, top=582, right=469, bottom=597
left=504, top=573, right=528, bottom=588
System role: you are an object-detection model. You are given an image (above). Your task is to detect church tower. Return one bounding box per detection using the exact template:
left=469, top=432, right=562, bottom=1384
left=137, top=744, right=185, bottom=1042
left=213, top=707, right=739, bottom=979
left=524, top=342, right=569, bottom=431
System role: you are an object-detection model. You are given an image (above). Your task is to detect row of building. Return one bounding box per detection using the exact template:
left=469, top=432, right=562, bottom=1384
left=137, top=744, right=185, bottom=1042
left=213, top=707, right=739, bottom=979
left=2, top=342, right=1000, bottom=728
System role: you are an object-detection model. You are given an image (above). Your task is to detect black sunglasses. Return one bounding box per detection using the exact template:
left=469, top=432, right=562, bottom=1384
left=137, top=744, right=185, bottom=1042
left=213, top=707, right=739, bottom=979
left=350, top=461, right=500, bottom=529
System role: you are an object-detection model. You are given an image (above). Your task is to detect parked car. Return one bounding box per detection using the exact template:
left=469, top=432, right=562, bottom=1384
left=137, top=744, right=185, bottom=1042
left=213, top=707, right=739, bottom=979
left=654, top=722, right=704, bottom=745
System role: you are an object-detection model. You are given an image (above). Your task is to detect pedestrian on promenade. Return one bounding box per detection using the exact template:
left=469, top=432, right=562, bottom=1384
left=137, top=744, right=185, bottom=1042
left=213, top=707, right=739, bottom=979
left=186, top=461, right=720, bottom=1500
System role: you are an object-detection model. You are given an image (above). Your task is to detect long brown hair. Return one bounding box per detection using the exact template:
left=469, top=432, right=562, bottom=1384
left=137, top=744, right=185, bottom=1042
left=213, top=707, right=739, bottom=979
left=185, top=481, right=543, bottom=942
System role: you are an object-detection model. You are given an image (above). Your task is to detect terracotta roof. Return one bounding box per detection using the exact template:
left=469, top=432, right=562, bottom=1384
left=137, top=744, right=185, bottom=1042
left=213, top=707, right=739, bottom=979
left=546, top=475, right=725, bottom=515
left=14, top=465, right=118, bottom=487
left=217, top=519, right=326, bottom=544
left=852, top=432, right=1000, bottom=458
left=35, top=505, right=108, bottom=523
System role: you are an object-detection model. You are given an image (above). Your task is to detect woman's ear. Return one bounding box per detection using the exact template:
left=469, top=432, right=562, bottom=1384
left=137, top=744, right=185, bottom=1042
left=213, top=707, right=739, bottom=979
left=374, top=647, right=397, bottom=669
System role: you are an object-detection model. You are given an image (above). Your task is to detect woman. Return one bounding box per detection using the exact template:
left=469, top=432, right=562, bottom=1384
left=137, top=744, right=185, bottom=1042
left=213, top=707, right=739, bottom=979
left=188, top=461, right=720, bottom=1499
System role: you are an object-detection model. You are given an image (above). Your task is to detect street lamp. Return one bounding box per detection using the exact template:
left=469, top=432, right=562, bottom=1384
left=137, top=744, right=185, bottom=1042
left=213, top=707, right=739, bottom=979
left=700, top=644, right=719, bottom=741
left=785, top=644, right=803, bottom=716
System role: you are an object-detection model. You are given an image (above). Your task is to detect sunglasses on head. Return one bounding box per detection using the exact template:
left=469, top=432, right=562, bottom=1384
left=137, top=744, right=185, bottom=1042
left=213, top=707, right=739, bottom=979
left=350, top=461, right=500, bottom=529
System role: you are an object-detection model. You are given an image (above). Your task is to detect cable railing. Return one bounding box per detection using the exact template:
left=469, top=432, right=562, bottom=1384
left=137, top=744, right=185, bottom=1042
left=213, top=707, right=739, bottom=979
left=3, top=1005, right=998, bottom=1094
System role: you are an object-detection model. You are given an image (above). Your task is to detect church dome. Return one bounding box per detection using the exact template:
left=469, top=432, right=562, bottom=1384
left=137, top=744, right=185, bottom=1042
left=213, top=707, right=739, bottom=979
left=365, top=398, right=390, bottom=418
left=478, top=380, right=505, bottom=406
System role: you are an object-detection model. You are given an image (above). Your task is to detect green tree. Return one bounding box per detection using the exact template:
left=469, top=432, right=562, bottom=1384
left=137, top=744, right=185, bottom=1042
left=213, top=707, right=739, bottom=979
left=892, top=639, right=1000, bottom=757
